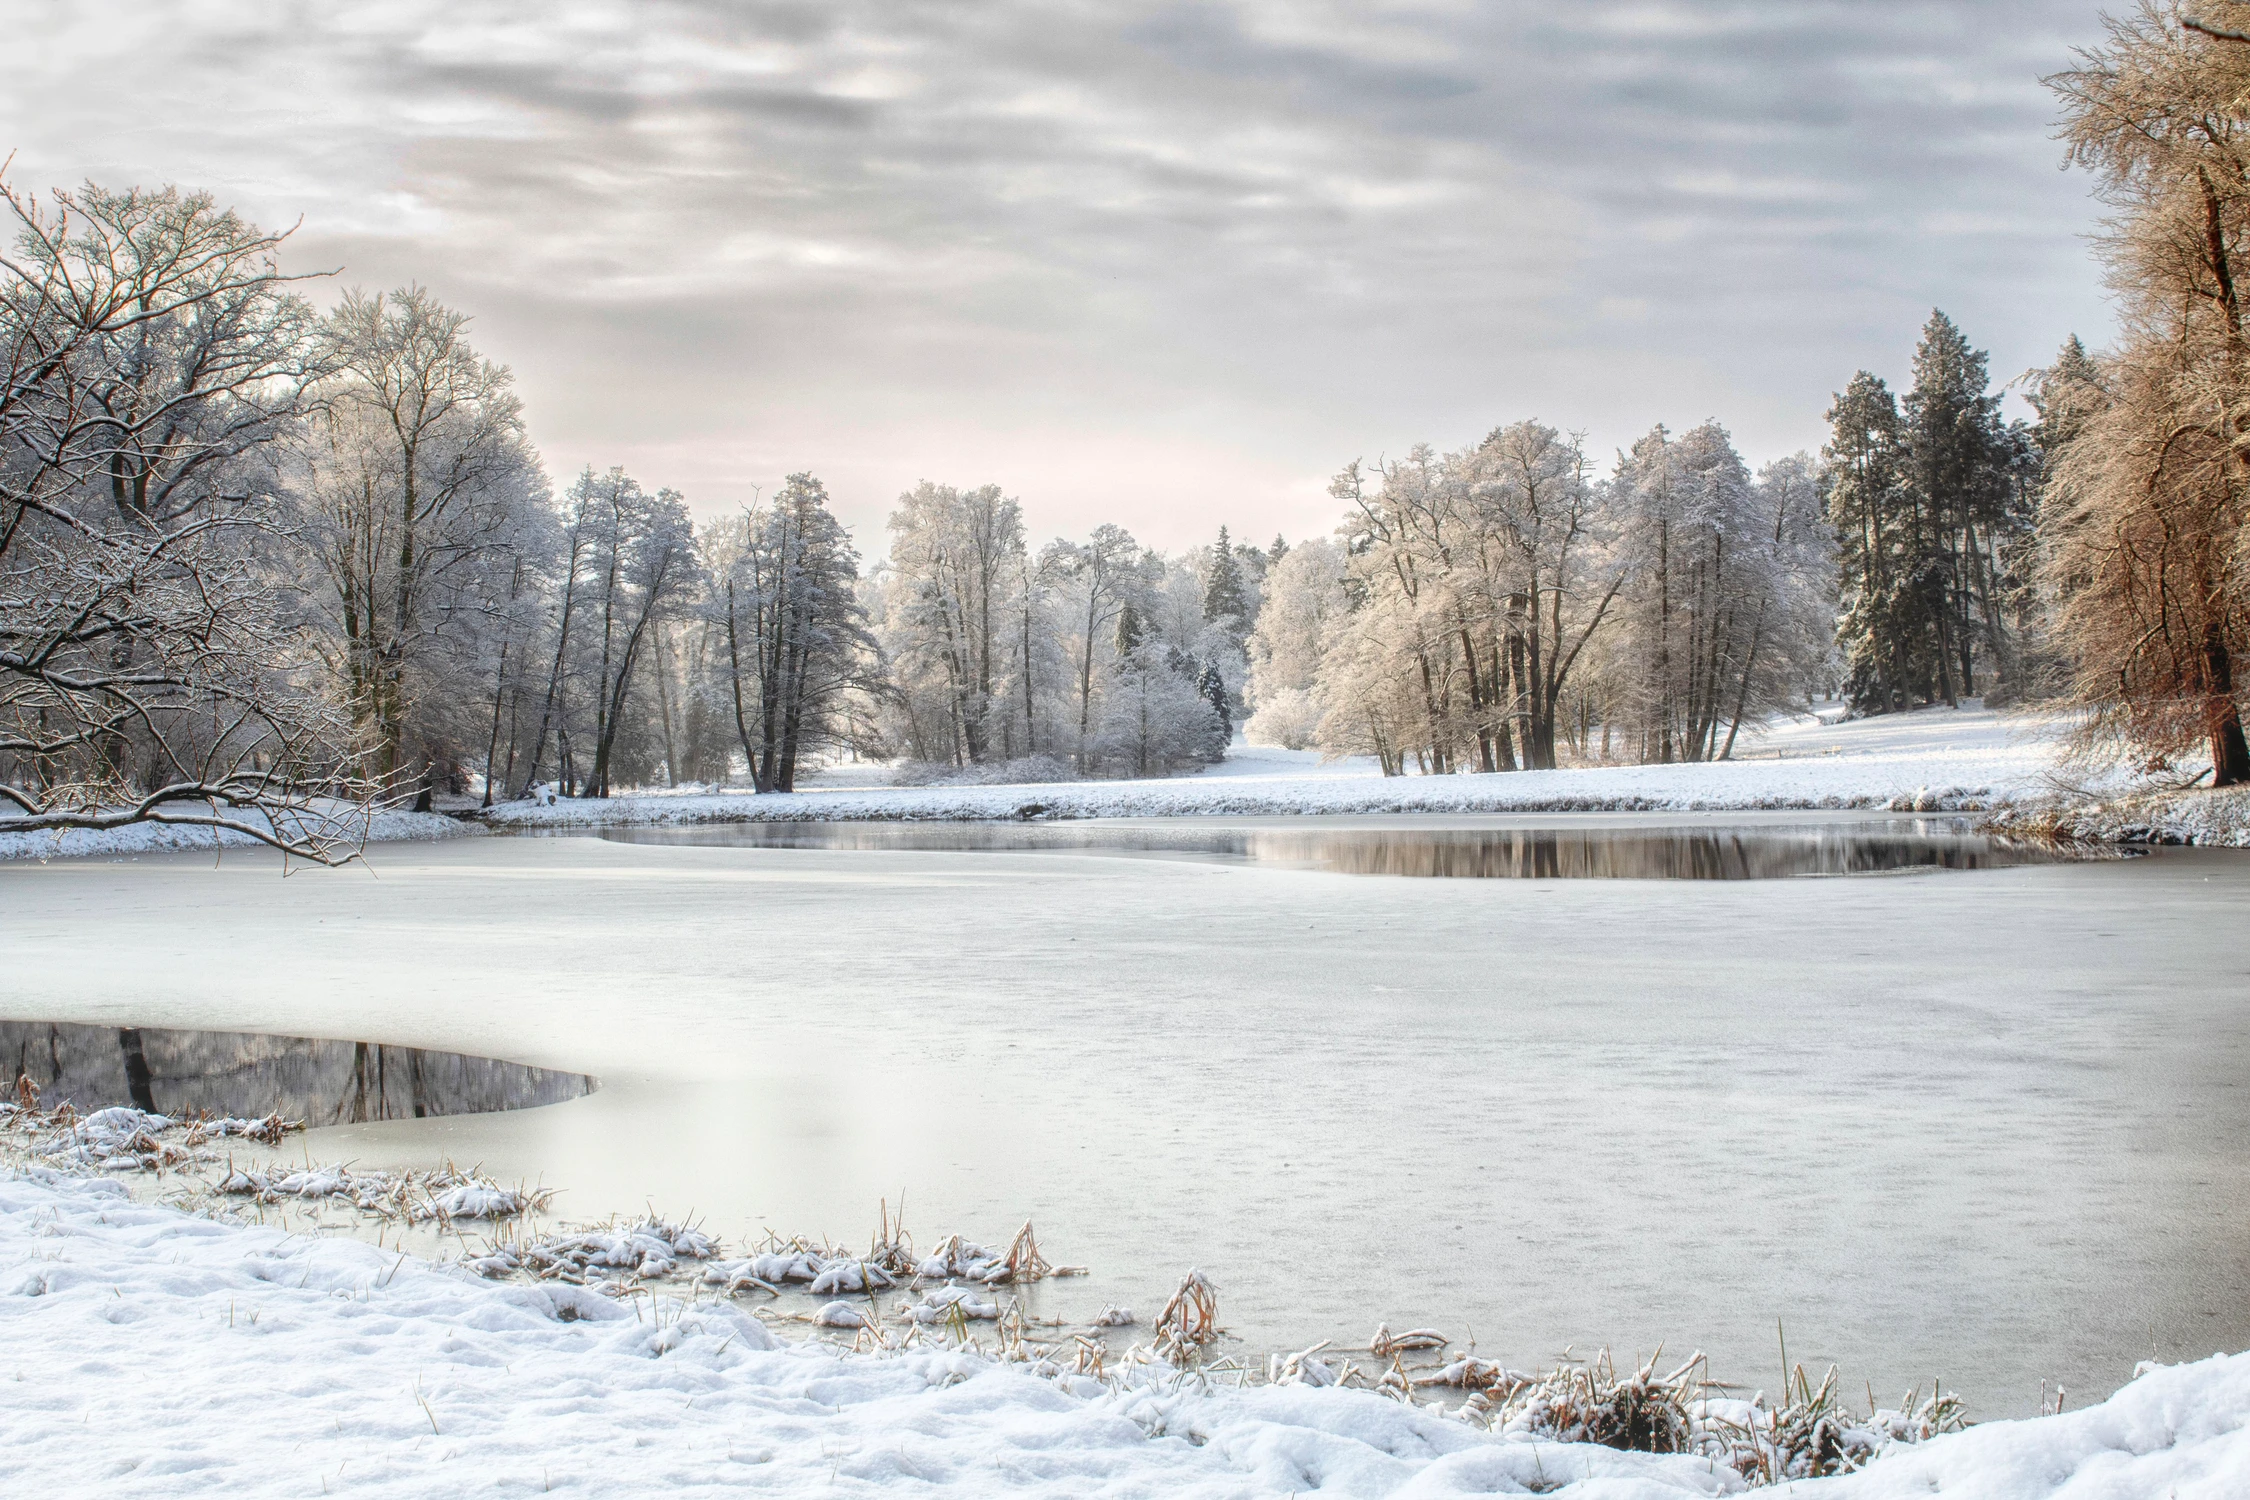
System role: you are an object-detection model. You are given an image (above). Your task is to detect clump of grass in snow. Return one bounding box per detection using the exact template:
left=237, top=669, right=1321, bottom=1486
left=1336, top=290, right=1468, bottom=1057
left=2, top=1074, right=303, bottom=1173
left=214, top=1157, right=551, bottom=1228
left=1482, top=1348, right=1698, bottom=1452
left=1410, top=1339, right=1969, bottom=1484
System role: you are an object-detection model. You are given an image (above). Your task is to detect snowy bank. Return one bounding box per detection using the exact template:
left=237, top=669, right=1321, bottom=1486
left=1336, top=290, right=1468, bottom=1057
left=483, top=705, right=2094, bottom=831
left=7, top=1172, right=2248, bottom=1498
left=1986, top=784, right=2250, bottom=848
left=0, top=806, right=481, bottom=863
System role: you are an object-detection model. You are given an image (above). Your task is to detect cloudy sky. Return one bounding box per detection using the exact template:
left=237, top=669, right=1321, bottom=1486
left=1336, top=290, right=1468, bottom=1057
left=9, top=0, right=2114, bottom=552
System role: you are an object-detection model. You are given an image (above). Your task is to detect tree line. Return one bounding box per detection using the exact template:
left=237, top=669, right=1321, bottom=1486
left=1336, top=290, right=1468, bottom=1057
left=1248, top=421, right=1834, bottom=775
left=11, top=1, right=2250, bottom=868
left=0, top=176, right=1257, bottom=861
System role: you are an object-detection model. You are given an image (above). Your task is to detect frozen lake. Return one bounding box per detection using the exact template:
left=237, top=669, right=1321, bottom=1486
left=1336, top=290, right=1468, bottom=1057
left=5, top=813, right=2246, bottom=1417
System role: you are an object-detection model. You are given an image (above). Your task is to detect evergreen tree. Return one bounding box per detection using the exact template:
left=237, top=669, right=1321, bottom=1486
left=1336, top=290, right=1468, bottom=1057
left=2028, top=336, right=2104, bottom=456
left=1114, top=600, right=1143, bottom=656
left=1826, top=371, right=1922, bottom=712
left=1901, top=310, right=2017, bottom=703
left=1202, top=525, right=1250, bottom=639
left=1829, top=313, right=2026, bottom=715
left=1195, top=661, right=1231, bottom=758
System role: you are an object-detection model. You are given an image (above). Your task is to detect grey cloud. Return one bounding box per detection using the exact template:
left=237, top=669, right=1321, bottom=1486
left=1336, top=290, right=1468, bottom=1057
left=7, top=0, right=2113, bottom=548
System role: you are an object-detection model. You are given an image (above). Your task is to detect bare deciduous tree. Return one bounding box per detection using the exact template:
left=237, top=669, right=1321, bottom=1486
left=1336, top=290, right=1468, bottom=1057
left=0, top=177, right=373, bottom=859
left=2044, top=2, right=2250, bottom=783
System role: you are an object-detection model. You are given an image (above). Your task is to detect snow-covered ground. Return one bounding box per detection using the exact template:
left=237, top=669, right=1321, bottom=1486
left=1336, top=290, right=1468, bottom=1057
left=1991, top=783, right=2250, bottom=848
left=6, top=1170, right=2246, bottom=1498
left=0, top=805, right=477, bottom=864
left=484, top=704, right=2094, bottom=833
left=7, top=706, right=2201, bottom=863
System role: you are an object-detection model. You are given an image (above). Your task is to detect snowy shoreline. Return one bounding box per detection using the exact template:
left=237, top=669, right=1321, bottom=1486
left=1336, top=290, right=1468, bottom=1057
left=11, top=706, right=2242, bottom=862
left=470, top=704, right=2125, bottom=832
left=7, top=1169, right=2249, bottom=1497
left=0, top=806, right=480, bottom=864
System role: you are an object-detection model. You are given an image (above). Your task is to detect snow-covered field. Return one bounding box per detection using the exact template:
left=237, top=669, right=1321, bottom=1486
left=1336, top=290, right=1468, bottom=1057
left=6, top=1170, right=2246, bottom=1498
left=485, top=705, right=2092, bottom=833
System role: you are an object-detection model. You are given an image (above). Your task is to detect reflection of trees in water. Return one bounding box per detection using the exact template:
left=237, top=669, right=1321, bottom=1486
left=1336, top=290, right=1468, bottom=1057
left=1, top=1022, right=593, bottom=1122
left=593, top=822, right=2051, bottom=878
left=1242, top=828, right=2030, bottom=879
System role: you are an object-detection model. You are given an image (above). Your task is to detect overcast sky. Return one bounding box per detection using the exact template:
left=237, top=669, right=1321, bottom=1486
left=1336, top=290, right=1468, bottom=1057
left=9, top=0, right=2114, bottom=553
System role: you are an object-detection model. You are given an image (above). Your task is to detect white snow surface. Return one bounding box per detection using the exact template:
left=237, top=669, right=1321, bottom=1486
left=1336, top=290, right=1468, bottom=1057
left=8, top=1172, right=2248, bottom=1498
left=483, top=705, right=2096, bottom=831
left=0, top=708, right=2120, bottom=861
left=0, top=805, right=479, bottom=863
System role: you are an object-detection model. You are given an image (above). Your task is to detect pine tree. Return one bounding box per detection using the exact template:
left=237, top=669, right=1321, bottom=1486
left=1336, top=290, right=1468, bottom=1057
left=1202, top=526, right=1250, bottom=636
left=1901, top=310, right=2016, bottom=703
left=2028, top=336, right=2104, bottom=455
left=1827, top=371, right=1922, bottom=712
left=1195, top=661, right=1231, bottom=759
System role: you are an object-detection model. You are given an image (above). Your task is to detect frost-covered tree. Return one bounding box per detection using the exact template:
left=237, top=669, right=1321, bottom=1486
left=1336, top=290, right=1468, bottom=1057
left=2040, top=6, right=2250, bottom=782
left=1310, top=427, right=1627, bottom=775
left=707, top=472, right=877, bottom=791
left=1044, top=523, right=1141, bottom=771
left=1093, top=638, right=1225, bottom=776
left=295, top=286, right=547, bottom=808
left=1201, top=525, right=1250, bottom=646
left=1246, top=536, right=1346, bottom=748
left=0, top=177, right=369, bottom=856
left=1602, top=422, right=1825, bottom=762
left=1459, top=421, right=1623, bottom=769
left=879, top=482, right=1026, bottom=766
left=567, top=469, right=699, bottom=797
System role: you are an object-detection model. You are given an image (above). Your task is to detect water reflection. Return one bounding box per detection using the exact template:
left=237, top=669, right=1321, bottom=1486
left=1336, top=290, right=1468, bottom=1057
left=1, top=1021, right=594, bottom=1122
left=561, top=819, right=2088, bottom=879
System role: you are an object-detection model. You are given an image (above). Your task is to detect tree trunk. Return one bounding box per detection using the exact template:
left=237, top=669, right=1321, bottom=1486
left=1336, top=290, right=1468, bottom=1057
left=2206, top=623, right=2250, bottom=787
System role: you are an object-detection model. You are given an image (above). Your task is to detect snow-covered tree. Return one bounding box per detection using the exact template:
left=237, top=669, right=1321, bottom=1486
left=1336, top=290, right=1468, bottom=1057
left=877, top=482, right=1027, bottom=767
left=1201, top=525, right=1251, bottom=647
left=294, top=286, right=547, bottom=808
left=1601, top=421, right=1823, bottom=763
left=0, top=178, right=367, bottom=857
left=1245, top=536, right=1346, bottom=748
left=1093, top=638, right=1225, bottom=776
left=706, top=472, right=877, bottom=791
left=1043, top=523, right=1141, bottom=771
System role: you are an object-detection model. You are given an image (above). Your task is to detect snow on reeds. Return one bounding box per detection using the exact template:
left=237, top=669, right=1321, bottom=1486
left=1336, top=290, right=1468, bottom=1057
left=215, top=1158, right=555, bottom=1225
left=1, top=1076, right=300, bottom=1171
left=1396, top=1344, right=1973, bottom=1483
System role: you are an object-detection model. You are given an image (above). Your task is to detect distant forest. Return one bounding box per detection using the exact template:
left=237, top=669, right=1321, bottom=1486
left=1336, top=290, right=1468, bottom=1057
left=4, top=6, right=2247, bottom=858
